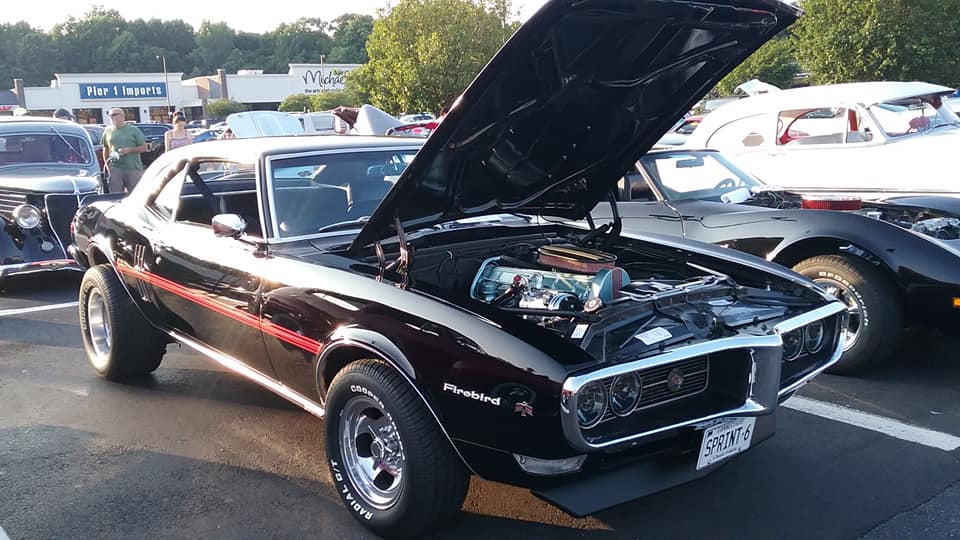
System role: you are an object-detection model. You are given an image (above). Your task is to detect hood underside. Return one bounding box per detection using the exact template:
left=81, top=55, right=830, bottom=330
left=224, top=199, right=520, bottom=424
left=352, top=0, right=800, bottom=249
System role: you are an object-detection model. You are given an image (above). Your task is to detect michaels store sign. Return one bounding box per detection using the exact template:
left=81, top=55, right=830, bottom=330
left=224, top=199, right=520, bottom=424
left=80, top=82, right=167, bottom=100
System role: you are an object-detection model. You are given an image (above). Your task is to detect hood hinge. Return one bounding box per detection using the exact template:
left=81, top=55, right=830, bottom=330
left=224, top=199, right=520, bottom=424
left=374, top=214, right=414, bottom=288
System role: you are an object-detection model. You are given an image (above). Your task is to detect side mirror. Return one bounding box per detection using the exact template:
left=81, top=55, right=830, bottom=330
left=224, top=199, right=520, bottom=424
left=212, top=213, right=246, bottom=238
left=619, top=172, right=652, bottom=202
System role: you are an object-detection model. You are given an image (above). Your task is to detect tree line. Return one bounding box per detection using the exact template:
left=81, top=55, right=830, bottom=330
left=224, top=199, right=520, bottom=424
left=5, top=0, right=959, bottom=117
left=0, top=8, right=373, bottom=86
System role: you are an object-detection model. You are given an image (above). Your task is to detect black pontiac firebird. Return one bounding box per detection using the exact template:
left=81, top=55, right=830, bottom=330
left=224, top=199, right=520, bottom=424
left=70, top=0, right=845, bottom=537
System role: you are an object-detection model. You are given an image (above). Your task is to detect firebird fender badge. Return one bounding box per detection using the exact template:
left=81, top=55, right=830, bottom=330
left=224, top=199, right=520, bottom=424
left=514, top=401, right=534, bottom=417
left=442, top=383, right=501, bottom=406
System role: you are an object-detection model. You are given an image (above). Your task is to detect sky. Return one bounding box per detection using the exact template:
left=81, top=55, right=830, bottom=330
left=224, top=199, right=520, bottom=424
left=6, top=0, right=549, bottom=33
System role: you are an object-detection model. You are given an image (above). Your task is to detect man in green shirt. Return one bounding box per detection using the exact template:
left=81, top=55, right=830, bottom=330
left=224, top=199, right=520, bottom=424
left=102, top=107, right=149, bottom=193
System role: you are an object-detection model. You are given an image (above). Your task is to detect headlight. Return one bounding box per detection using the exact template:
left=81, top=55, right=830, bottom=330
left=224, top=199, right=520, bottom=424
left=12, top=204, right=42, bottom=229
left=782, top=329, right=803, bottom=361
left=804, top=320, right=825, bottom=354
left=609, top=373, right=642, bottom=417
left=576, top=381, right=607, bottom=429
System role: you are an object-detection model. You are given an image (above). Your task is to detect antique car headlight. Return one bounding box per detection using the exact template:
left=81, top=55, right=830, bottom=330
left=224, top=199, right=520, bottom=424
left=782, top=329, right=803, bottom=361
left=804, top=320, right=826, bottom=353
left=577, top=380, right=607, bottom=428
left=609, top=373, right=642, bottom=417
left=12, top=204, right=42, bottom=229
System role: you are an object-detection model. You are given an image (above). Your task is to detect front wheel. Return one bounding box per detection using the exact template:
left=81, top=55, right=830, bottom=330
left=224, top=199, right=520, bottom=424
left=324, top=359, right=469, bottom=539
left=793, top=254, right=903, bottom=374
left=79, top=265, right=166, bottom=381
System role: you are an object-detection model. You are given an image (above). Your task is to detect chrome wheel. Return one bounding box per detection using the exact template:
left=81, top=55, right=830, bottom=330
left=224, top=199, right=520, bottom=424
left=816, top=279, right=861, bottom=351
left=339, top=395, right=405, bottom=510
left=86, top=288, right=111, bottom=368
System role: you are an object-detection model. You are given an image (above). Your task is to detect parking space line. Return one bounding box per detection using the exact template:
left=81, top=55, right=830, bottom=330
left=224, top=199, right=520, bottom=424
left=784, top=396, right=960, bottom=452
left=0, top=301, right=78, bottom=318
left=0, top=523, right=10, bottom=540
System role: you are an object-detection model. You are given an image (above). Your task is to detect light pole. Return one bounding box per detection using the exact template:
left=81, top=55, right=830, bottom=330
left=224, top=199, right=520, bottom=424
left=157, top=54, right=172, bottom=119
left=319, top=54, right=326, bottom=92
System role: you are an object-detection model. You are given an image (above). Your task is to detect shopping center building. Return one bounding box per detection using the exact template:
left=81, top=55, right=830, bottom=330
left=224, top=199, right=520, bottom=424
left=2, top=63, right=360, bottom=123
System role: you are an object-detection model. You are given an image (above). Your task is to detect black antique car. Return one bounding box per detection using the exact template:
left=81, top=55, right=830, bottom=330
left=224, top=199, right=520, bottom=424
left=0, top=117, right=101, bottom=279
left=131, top=122, right=171, bottom=167
left=595, top=148, right=960, bottom=373
left=70, top=0, right=845, bottom=537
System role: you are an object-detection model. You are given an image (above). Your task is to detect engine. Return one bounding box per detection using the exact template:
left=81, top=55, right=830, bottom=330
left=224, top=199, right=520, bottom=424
left=470, top=246, right=631, bottom=312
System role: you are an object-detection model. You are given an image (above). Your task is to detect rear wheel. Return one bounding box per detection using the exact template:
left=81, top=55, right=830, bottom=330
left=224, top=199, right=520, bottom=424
left=324, top=359, right=469, bottom=539
left=79, top=265, right=166, bottom=381
left=793, top=254, right=902, bottom=374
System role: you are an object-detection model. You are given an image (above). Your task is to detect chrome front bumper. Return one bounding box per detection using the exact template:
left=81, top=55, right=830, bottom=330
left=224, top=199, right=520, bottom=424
left=560, top=301, right=847, bottom=453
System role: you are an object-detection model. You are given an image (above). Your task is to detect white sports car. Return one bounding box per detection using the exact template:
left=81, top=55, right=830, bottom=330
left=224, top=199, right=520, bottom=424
left=686, top=82, right=960, bottom=197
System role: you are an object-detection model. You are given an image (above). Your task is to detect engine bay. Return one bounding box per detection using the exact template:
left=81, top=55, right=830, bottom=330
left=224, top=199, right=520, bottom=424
left=407, top=236, right=813, bottom=362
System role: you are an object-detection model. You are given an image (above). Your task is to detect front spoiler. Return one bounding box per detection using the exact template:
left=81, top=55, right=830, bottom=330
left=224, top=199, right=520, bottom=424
left=532, top=413, right=776, bottom=517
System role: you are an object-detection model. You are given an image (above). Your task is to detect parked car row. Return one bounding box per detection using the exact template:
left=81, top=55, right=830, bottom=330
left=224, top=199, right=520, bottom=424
left=1, top=1, right=955, bottom=539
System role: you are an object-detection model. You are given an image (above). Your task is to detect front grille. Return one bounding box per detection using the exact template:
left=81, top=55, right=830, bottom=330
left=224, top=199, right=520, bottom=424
left=598, top=356, right=709, bottom=423
left=0, top=192, right=28, bottom=220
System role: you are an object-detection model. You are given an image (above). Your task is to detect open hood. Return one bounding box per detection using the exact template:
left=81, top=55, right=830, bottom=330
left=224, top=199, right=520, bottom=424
left=226, top=111, right=305, bottom=138
left=352, top=0, right=800, bottom=250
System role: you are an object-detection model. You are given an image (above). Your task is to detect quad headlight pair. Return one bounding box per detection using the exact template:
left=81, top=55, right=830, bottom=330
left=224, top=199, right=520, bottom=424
left=12, top=204, right=42, bottom=229
left=782, top=320, right=826, bottom=362
left=577, top=372, right=642, bottom=429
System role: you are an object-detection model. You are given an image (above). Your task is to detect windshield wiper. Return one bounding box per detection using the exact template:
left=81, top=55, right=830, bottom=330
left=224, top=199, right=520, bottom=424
left=316, top=217, right=370, bottom=233
left=49, top=126, right=86, bottom=162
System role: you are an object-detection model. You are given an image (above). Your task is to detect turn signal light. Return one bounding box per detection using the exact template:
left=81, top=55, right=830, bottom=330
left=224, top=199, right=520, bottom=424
left=800, top=196, right=862, bottom=211
left=952, top=297, right=960, bottom=309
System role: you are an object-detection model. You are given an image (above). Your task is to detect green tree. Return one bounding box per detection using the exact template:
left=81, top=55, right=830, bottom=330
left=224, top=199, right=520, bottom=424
left=195, top=21, right=236, bottom=73
left=279, top=93, right=313, bottom=112
left=50, top=7, right=127, bottom=73
left=271, top=18, right=332, bottom=71
left=796, top=0, right=960, bottom=86
left=311, top=89, right=360, bottom=110
left=715, top=34, right=799, bottom=95
left=328, top=14, right=374, bottom=63
left=206, top=98, right=247, bottom=118
left=349, top=0, right=519, bottom=115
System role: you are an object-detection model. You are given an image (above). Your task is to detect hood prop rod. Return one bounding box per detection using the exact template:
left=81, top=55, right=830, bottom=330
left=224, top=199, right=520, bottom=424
left=374, top=214, right=413, bottom=288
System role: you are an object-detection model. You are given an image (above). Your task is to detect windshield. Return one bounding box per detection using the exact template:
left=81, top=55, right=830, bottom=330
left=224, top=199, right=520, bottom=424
left=269, top=149, right=418, bottom=238
left=0, top=133, right=94, bottom=166
left=640, top=151, right=763, bottom=201
left=868, top=95, right=960, bottom=137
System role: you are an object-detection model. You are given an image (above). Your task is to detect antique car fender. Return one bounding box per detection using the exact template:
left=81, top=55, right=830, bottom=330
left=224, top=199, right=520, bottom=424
left=763, top=213, right=960, bottom=288
left=316, top=327, right=417, bottom=397
left=315, top=327, right=479, bottom=474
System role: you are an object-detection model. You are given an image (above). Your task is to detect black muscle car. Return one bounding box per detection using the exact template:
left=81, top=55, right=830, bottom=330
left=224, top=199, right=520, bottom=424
left=595, top=148, right=960, bottom=373
left=0, top=116, right=101, bottom=279
left=70, top=1, right=845, bottom=537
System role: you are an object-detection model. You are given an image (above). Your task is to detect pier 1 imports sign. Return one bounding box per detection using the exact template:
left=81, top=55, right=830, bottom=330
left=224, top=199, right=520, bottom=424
left=80, top=83, right=167, bottom=100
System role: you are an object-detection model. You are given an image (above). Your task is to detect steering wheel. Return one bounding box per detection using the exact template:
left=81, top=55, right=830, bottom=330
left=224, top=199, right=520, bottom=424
left=713, top=177, right=739, bottom=190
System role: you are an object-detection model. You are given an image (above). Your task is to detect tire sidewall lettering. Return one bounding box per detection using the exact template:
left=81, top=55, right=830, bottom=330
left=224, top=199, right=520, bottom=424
left=816, top=270, right=869, bottom=327
left=328, top=457, right=375, bottom=521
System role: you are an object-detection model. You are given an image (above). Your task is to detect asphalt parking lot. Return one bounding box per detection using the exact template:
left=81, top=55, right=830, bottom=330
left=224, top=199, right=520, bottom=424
left=1, top=274, right=959, bottom=540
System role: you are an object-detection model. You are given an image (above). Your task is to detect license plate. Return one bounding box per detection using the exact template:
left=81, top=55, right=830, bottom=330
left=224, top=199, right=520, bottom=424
left=696, top=417, right=756, bottom=470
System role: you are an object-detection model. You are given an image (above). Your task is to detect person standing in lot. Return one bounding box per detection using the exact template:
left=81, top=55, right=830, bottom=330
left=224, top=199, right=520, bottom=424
left=103, top=107, right=148, bottom=193
left=164, top=112, right=193, bottom=152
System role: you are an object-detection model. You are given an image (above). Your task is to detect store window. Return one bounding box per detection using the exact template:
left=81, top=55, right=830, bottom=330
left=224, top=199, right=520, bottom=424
left=148, top=107, right=173, bottom=123
left=75, top=109, right=102, bottom=124
left=115, top=107, right=139, bottom=122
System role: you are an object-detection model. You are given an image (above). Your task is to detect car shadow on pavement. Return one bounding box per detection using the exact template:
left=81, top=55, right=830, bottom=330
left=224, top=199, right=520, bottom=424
left=0, top=272, right=81, bottom=297
left=0, top=424, right=355, bottom=540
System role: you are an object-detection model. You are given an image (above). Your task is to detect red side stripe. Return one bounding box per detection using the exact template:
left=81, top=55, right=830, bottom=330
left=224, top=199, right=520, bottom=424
left=116, top=261, right=322, bottom=355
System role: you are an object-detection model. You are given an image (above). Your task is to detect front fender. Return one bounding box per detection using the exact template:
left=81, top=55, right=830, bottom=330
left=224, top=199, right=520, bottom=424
left=768, top=214, right=960, bottom=288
